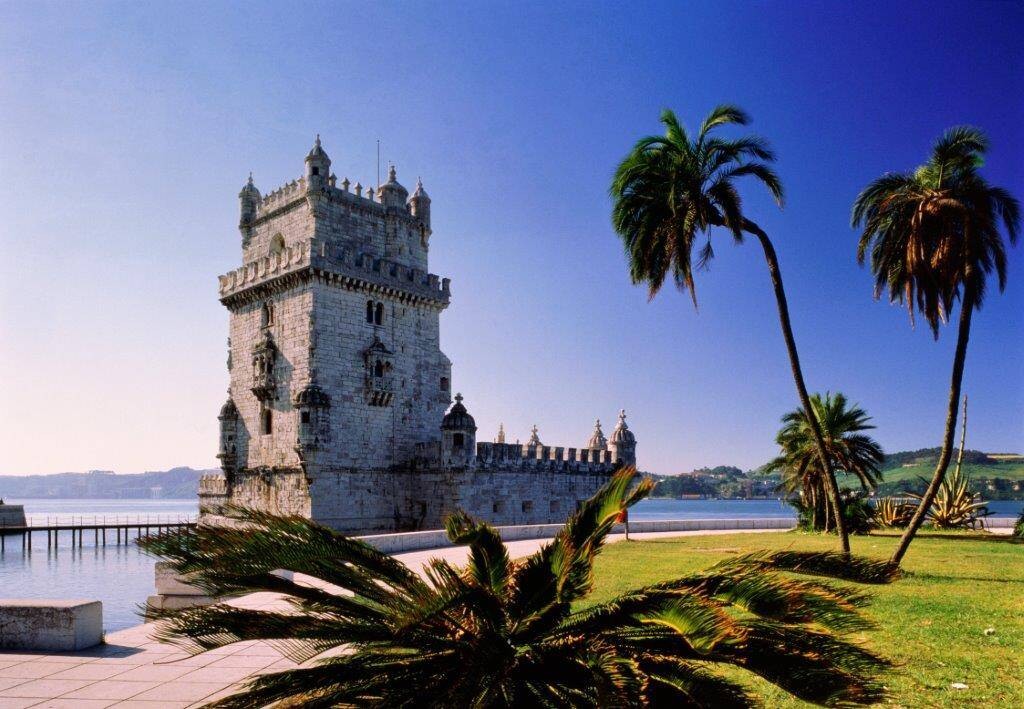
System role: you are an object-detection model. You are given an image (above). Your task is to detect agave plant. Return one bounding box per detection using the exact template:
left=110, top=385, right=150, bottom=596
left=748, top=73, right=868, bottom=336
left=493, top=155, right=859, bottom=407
left=1013, top=509, right=1024, bottom=539
left=141, top=468, right=895, bottom=707
left=873, top=498, right=915, bottom=529
left=906, top=465, right=990, bottom=530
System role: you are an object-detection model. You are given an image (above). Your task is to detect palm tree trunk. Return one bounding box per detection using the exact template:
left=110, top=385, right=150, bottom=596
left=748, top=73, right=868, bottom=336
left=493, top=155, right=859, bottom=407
left=744, top=220, right=851, bottom=554
left=889, top=294, right=975, bottom=567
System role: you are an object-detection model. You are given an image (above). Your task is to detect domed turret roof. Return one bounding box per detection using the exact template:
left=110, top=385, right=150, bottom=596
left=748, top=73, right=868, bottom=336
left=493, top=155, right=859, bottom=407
left=219, top=397, right=238, bottom=420
left=527, top=425, right=542, bottom=447
left=306, top=134, right=330, bottom=163
left=610, top=410, right=635, bottom=444
left=378, top=164, right=408, bottom=200
left=409, top=176, right=430, bottom=202
left=239, top=173, right=261, bottom=200
left=586, top=419, right=607, bottom=450
left=441, top=393, right=477, bottom=431
left=293, top=383, right=331, bottom=408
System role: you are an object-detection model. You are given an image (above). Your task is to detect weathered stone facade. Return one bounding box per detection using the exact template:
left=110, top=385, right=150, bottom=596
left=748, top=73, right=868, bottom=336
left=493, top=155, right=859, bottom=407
left=200, top=137, right=637, bottom=533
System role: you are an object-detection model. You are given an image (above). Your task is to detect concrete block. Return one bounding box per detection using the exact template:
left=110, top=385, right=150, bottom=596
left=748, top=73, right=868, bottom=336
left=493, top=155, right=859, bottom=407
left=145, top=595, right=218, bottom=614
left=154, top=562, right=207, bottom=596
left=0, top=599, right=102, bottom=651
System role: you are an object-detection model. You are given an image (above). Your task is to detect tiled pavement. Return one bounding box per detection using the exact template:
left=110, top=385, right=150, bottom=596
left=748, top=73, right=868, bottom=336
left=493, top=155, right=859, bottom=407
left=0, top=528, right=780, bottom=708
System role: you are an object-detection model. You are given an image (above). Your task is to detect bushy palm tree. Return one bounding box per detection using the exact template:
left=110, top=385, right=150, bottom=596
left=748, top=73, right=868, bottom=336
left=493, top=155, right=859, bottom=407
left=852, top=126, right=1019, bottom=566
left=141, top=468, right=896, bottom=707
left=764, top=392, right=884, bottom=533
left=611, top=106, right=852, bottom=554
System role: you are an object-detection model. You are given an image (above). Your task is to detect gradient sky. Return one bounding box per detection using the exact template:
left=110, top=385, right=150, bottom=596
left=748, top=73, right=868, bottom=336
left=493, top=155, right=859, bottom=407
left=1, top=1, right=1021, bottom=477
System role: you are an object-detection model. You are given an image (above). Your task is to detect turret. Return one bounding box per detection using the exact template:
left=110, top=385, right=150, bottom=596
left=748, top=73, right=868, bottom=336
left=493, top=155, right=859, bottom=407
left=441, top=393, right=477, bottom=469
left=408, top=177, right=431, bottom=230
left=293, top=383, right=331, bottom=459
left=608, top=409, right=637, bottom=465
left=304, top=135, right=331, bottom=190
left=217, top=397, right=239, bottom=473
left=377, top=164, right=408, bottom=209
left=585, top=418, right=607, bottom=452
left=238, top=173, right=261, bottom=232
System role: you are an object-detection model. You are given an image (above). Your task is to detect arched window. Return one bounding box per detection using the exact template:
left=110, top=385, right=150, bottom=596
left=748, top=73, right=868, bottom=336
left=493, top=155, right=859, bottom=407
left=261, top=408, right=273, bottom=435
left=453, top=433, right=465, bottom=449
left=269, top=233, right=285, bottom=255
left=366, top=300, right=374, bottom=324
left=440, top=376, right=449, bottom=392
left=261, top=301, right=274, bottom=328
left=374, top=302, right=384, bottom=325
left=374, top=360, right=384, bottom=378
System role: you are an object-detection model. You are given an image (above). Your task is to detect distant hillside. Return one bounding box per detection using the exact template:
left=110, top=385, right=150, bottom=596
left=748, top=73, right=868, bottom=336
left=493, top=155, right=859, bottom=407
left=0, top=467, right=216, bottom=499
left=875, top=449, right=1024, bottom=498
left=649, top=448, right=1024, bottom=500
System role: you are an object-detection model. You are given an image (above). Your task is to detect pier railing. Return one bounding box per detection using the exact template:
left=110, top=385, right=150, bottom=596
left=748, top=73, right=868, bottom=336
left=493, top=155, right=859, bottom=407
left=0, top=515, right=197, bottom=553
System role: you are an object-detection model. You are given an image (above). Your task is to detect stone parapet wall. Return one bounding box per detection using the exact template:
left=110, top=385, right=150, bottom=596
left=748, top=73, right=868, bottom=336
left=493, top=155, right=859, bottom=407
left=199, top=466, right=615, bottom=535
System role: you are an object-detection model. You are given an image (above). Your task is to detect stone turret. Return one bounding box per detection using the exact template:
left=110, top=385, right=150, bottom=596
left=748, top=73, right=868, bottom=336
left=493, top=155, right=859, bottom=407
left=217, top=397, right=239, bottom=474
left=408, top=177, right=431, bottom=230
left=293, top=383, right=331, bottom=459
left=304, top=135, right=331, bottom=189
left=238, top=174, right=260, bottom=233
left=495, top=423, right=506, bottom=444
left=608, top=409, right=637, bottom=465
left=585, top=418, right=607, bottom=452
left=378, top=164, right=408, bottom=209
left=441, top=393, right=477, bottom=468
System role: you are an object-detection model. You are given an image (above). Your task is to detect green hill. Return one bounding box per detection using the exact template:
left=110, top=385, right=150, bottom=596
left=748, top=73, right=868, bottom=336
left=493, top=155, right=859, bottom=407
left=874, top=450, right=1024, bottom=498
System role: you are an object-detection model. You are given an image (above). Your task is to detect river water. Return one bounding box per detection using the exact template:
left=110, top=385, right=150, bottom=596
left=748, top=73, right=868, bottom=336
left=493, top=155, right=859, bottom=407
left=1, top=498, right=1019, bottom=632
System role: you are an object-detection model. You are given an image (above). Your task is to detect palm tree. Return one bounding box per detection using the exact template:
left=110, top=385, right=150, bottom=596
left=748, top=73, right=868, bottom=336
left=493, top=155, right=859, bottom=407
left=852, top=126, right=1019, bottom=566
left=141, top=468, right=895, bottom=707
left=611, top=106, right=852, bottom=554
left=764, top=392, right=884, bottom=532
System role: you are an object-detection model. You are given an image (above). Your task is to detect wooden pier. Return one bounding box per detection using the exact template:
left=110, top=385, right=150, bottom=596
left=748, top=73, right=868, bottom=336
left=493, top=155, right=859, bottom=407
left=0, top=520, right=195, bottom=553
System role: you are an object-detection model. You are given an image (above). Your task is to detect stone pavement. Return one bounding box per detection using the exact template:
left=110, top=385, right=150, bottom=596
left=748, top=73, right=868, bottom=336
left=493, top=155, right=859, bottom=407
left=0, top=528, right=780, bottom=708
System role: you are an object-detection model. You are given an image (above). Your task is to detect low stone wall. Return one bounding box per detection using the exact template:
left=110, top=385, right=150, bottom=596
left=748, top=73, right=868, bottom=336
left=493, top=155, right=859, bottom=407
left=357, top=517, right=796, bottom=554
left=0, top=600, right=102, bottom=651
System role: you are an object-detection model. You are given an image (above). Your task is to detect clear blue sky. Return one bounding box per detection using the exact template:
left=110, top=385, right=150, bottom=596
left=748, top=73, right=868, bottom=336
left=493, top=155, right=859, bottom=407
left=1, top=1, right=1021, bottom=476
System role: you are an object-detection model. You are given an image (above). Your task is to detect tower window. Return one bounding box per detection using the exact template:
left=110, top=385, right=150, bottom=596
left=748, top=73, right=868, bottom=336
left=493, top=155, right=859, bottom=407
left=311, top=166, right=320, bottom=176
left=440, top=377, right=449, bottom=391
left=522, top=501, right=534, bottom=514
left=366, top=300, right=374, bottom=323
left=261, top=409, right=273, bottom=435
left=300, top=411, right=310, bottom=424
left=374, top=360, right=385, bottom=378
left=375, top=302, right=384, bottom=325
left=270, top=233, right=285, bottom=255
left=453, top=433, right=465, bottom=449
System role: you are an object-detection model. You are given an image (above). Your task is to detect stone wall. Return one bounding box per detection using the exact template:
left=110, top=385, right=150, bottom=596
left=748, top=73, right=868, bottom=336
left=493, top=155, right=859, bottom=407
left=200, top=467, right=613, bottom=535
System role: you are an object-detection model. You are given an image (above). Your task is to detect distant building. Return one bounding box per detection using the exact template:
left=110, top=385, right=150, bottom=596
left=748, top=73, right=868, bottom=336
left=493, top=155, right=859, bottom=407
left=200, top=138, right=637, bottom=533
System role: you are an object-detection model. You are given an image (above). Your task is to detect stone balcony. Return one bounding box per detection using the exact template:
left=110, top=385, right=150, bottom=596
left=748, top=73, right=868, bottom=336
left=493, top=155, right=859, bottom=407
left=217, top=239, right=450, bottom=308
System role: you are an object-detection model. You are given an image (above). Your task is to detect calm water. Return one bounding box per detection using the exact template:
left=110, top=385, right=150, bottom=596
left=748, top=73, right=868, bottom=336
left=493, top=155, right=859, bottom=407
left=1, top=498, right=1020, bottom=632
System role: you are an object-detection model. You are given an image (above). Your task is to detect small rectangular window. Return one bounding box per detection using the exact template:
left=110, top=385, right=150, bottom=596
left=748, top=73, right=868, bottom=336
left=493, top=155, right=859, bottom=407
left=261, top=409, right=273, bottom=435
left=522, top=501, right=533, bottom=514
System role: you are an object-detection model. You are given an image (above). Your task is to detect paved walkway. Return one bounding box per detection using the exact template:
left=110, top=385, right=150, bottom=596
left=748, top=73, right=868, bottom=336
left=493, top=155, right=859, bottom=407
left=0, top=528, right=780, bottom=708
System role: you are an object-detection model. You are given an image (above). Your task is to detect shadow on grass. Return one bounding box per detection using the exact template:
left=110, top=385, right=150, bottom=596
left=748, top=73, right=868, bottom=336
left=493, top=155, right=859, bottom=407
left=908, top=572, right=1024, bottom=585
left=869, top=531, right=1022, bottom=544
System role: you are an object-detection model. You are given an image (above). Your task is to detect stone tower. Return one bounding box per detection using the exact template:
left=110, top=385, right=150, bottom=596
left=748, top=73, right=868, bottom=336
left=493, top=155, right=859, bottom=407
left=214, top=137, right=452, bottom=520
left=201, top=135, right=636, bottom=534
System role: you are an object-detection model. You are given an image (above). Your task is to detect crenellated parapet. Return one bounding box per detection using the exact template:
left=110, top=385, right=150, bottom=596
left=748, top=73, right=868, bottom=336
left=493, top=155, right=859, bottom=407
left=474, top=442, right=619, bottom=473
left=217, top=238, right=451, bottom=308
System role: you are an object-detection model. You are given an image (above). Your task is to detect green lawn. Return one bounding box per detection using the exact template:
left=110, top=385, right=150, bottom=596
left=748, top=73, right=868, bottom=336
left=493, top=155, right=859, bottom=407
left=588, top=531, right=1024, bottom=707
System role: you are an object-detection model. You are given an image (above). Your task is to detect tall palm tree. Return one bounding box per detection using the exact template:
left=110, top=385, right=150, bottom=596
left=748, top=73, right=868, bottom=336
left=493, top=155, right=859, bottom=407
left=611, top=106, right=852, bottom=554
left=764, top=392, right=884, bottom=532
left=852, top=126, right=1019, bottom=567
left=141, top=468, right=896, bottom=707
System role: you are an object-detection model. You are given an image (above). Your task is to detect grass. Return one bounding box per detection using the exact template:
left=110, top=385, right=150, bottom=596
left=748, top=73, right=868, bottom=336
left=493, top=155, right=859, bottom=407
left=588, top=531, right=1024, bottom=707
